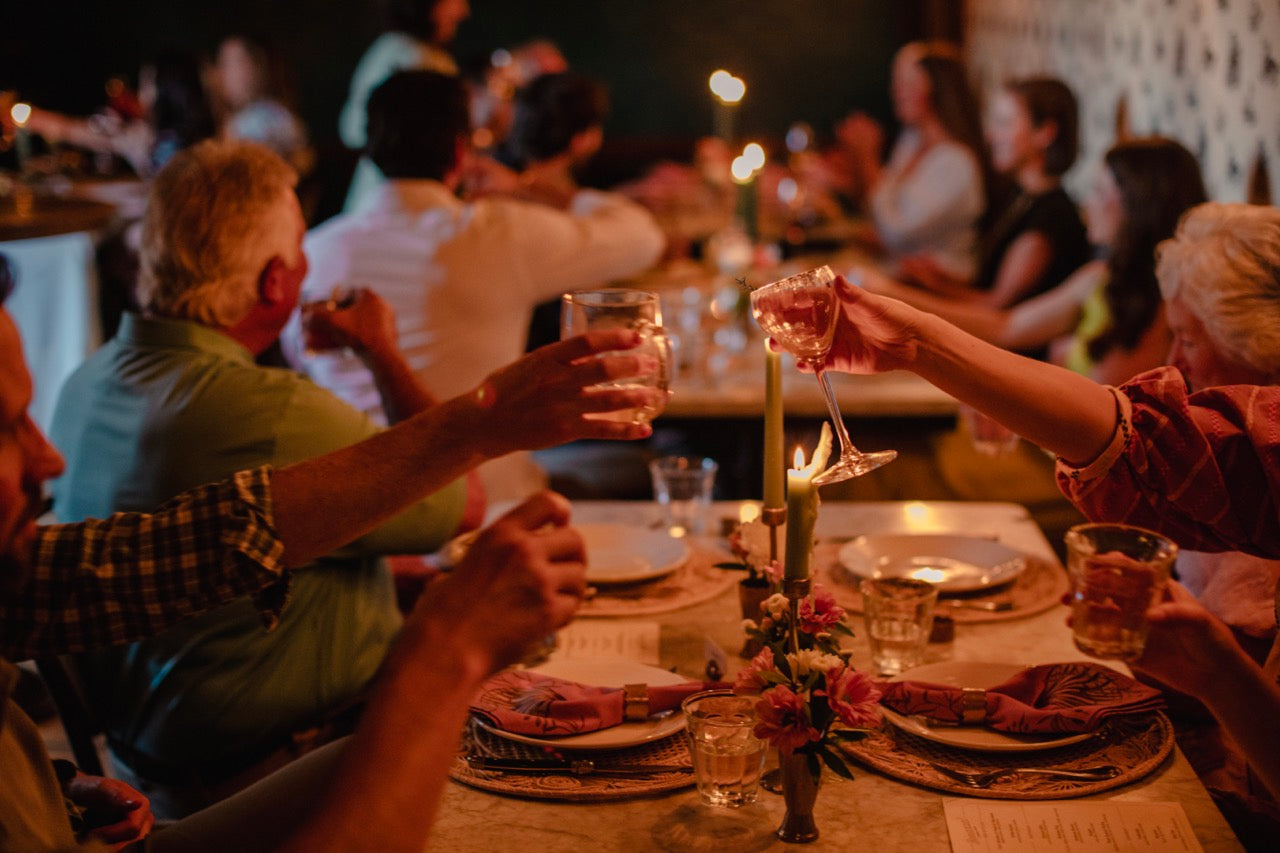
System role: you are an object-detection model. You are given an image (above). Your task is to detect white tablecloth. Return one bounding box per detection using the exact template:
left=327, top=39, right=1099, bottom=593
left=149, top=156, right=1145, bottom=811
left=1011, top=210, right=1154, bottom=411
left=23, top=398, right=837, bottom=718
left=2, top=231, right=101, bottom=432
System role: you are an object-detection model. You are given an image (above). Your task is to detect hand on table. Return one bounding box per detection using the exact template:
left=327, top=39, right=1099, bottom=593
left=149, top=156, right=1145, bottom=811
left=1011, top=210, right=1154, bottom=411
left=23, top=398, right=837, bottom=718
left=415, top=492, right=587, bottom=672
left=64, top=772, right=153, bottom=848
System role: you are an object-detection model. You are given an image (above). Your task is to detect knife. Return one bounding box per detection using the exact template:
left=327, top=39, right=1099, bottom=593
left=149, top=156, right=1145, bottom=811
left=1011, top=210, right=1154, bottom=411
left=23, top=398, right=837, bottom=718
left=465, top=755, right=692, bottom=776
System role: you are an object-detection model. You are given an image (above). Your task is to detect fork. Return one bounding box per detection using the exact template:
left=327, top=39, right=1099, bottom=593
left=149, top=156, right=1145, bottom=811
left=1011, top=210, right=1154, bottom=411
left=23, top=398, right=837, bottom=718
left=927, top=761, right=1120, bottom=788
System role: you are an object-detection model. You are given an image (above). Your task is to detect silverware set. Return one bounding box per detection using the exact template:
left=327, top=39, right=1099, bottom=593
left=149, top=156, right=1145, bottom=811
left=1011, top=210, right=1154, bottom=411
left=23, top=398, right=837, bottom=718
left=927, top=761, right=1120, bottom=789
left=465, top=754, right=692, bottom=777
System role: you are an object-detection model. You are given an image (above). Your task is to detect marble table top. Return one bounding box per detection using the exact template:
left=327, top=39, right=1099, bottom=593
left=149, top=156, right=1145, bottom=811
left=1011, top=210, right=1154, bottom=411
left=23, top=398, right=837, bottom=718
left=431, top=501, right=1241, bottom=852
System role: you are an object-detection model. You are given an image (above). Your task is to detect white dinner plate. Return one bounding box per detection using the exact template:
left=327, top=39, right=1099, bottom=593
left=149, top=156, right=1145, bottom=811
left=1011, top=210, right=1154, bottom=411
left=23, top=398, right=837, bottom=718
left=474, top=658, right=689, bottom=750
left=880, top=661, right=1093, bottom=753
left=838, top=533, right=1026, bottom=593
left=580, top=523, right=690, bottom=585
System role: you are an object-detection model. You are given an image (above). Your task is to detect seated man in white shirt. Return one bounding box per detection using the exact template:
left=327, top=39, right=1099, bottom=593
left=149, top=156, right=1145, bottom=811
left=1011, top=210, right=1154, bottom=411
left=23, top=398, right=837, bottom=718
left=291, top=70, right=666, bottom=502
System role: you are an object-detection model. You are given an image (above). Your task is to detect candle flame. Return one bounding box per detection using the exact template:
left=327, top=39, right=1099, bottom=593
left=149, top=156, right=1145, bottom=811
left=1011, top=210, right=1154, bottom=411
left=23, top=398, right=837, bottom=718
left=792, top=446, right=806, bottom=470
left=741, top=142, right=765, bottom=171
left=790, top=425, right=834, bottom=478
left=10, top=103, right=32, bottom=127
left=730, top=155, right=755, bottom=183
left=709, top=69, right=745, bottom=104
left=739, top=503, right=760, bottom=523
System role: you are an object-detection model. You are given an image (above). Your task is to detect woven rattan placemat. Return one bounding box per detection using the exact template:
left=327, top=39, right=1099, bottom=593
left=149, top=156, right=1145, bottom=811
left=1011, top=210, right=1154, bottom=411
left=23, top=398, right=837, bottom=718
left=451, top=722, right=695, bottom=802
left=839, top=713, right=1173, bottom=799
left=577, top=546, right=739, bottom=617
left=815, top=543, right=1070, bottom=624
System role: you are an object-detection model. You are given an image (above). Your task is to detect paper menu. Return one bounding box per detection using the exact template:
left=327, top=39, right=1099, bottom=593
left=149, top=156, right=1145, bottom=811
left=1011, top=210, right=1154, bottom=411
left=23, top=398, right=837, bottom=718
left=944, top=800, right=1203, bottom=853
left=550, top=620, right=661, bottom=666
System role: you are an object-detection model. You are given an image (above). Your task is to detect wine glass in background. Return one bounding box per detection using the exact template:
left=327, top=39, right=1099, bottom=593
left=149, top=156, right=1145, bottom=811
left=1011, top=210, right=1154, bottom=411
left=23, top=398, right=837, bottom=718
left=749, top=265, right=896, bottom=485
left=561, top=289, right=672, bottom=426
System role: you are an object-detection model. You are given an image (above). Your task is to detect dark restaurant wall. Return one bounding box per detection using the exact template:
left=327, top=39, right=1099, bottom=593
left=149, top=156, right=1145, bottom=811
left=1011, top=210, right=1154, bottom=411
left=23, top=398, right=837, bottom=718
left=3, top=1, right=940, bottom=148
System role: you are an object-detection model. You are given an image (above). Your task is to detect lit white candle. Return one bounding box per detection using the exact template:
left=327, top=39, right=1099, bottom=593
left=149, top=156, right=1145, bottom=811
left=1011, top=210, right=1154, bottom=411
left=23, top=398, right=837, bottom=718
left=783, top=423, right=832, bottom=580
left=709, top=70, right=745, bottom=141
left=10, top=103, right=33, bottom=175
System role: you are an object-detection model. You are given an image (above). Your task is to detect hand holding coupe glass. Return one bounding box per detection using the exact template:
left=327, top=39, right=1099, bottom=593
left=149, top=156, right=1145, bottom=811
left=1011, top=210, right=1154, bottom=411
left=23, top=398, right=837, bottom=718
left=749, top=265, right=896, bottom=485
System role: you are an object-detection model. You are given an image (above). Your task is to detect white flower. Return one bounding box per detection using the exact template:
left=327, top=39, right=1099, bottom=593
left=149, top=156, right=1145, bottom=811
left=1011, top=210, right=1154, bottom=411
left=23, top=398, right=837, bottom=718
left=741, top=619, right=759, bottom=632
left=787, top=649, right=844, bottom=678
left=736, top=519, right=774, bottom=569
left=763, top=593, right=789, bottom=619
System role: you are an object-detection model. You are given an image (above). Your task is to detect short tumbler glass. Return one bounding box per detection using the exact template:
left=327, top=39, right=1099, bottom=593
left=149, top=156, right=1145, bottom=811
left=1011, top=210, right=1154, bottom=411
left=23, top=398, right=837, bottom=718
left=648, top=456, right=717, bottom=537
left=682, top=690, right=766, bottom=808
left=1064, top=523, right=1177, bottom=661
left=861, top=577, right=938, bottom=675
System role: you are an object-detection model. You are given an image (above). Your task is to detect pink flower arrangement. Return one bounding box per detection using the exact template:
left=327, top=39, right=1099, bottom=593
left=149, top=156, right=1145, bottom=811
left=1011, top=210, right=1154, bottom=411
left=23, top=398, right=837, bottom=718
left=754, top=685, right=822, bottom=750
left=734, top=582, right=879, bottom=778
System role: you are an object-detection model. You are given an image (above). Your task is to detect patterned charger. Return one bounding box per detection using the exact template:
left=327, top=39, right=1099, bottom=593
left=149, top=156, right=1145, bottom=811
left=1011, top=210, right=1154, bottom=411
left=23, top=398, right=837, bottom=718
left=815, top=543, right=1069, bottom=624
left=577, top=546, right=739, bottom=617
left=451, top=721, right=695, bottom=802
left=839, top=713, right=1173, bottom=799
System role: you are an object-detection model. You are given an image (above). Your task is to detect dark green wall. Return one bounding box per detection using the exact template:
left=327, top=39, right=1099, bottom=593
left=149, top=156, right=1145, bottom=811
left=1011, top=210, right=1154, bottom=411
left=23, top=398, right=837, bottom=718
left=5, top=1, right=931, bottom=146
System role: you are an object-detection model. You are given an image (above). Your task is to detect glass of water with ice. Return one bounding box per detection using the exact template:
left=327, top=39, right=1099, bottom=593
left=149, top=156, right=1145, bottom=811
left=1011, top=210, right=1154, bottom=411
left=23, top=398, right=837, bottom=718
left=681, top=690, right=766, bottom=807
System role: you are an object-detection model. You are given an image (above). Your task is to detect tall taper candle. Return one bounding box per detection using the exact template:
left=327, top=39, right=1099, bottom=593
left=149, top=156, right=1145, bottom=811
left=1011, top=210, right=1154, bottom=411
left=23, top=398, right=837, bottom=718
left=783, top=424, right=831, bottom=580
left=763, top=343, right=784, bottom=509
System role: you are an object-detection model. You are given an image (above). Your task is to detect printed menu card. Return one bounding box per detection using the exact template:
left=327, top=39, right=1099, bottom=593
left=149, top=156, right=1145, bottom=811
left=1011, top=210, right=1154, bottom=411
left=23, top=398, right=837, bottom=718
left=944, top=800, right=1202, bottom=853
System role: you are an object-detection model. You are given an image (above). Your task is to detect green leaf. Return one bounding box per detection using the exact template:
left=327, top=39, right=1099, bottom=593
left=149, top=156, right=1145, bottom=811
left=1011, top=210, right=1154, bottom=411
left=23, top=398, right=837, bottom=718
left=759, top=670, right=788, bottom=686
left=806, top=750, right=823, bottom=779
left=831, top=622, right=855, bottom=638
left=817, top=745, right=855, bottom=780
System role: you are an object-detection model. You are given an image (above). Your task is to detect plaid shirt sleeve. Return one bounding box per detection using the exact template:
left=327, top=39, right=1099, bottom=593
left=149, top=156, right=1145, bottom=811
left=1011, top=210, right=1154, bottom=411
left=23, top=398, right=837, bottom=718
left=1, top=467, right=289, bottom=661
left=1056, top=367, right=1280, bottom=558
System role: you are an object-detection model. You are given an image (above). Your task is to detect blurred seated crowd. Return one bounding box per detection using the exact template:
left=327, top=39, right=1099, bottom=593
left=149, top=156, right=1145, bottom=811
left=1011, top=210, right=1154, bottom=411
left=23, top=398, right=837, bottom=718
left=0, top=0, right=1278, bottom=848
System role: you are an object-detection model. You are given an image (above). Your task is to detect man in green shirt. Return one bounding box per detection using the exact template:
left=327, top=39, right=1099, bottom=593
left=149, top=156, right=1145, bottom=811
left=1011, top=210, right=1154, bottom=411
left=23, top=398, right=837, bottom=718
left=48, top=139, right=479, bottom=817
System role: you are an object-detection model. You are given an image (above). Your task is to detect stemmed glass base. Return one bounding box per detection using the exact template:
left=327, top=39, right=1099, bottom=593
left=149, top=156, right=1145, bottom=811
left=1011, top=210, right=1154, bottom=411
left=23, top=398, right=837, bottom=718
left=809, top=366, right=896, bottom=486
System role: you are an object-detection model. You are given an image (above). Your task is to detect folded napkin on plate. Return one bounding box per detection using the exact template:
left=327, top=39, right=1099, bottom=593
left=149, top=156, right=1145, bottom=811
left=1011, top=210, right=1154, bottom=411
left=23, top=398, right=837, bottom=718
left=471, top=670, right=724, bottom=736
left=879, top=662, right=1163, bottom=734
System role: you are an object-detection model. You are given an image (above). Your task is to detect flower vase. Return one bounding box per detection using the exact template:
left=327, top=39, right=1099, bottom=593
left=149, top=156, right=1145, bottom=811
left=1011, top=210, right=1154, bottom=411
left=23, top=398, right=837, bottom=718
left=776, top=749, right=821, bottom=843
left=738, top=578, right=772, bottom=658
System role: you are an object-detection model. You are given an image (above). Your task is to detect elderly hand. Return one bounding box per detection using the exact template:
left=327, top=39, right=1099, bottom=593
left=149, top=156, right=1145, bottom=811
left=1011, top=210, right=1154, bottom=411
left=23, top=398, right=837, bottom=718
left=63, top=772, right=153, bottom=848
left=302, top=287, right=398, bottom=360
left=470, top=330, right=664, bottom=455
left=1131, top=582, right=1243, bottom=701
left=416, top=492, right=586, bottom=672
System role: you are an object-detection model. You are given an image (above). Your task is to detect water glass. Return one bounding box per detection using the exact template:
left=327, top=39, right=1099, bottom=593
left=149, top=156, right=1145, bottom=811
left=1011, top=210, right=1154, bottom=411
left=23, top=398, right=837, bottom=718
left=682, top=690, right=766, bottom=807
left=1064, top=523, right=1177, bottom=661
left=561, top=289, right=671, bottom=425
left=648, top=456, right=717, bottom=536
left=861, top=578, right=938, bottom=675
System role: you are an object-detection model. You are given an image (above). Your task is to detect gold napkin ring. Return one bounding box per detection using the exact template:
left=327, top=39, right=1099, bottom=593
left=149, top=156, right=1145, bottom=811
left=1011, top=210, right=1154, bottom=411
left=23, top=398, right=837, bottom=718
left=960, top=687, right=987, bottom=724
left=623, top=683, right=650, bottom=720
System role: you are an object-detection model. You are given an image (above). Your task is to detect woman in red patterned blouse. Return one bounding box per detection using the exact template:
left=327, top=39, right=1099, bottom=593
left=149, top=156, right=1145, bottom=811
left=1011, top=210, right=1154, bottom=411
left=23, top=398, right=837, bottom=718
left=816, top=201, right=1280, bottom=803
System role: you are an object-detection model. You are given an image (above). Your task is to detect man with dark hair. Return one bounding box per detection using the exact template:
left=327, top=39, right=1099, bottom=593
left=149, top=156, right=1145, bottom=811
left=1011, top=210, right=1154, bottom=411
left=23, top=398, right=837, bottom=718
left=508, top=71, right=608, bottom=172
left=293, top=70, right=665, bottom=503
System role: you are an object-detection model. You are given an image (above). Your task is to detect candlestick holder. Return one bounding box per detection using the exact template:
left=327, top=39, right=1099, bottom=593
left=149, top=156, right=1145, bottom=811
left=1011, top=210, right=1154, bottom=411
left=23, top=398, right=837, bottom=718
left=761, top=506, right=786, bottom=564
left=782, top=577, right=812, bottom=657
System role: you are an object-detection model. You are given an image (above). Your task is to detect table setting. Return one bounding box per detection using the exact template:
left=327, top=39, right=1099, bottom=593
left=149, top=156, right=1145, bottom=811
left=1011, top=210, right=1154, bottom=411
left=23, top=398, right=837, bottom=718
left=438, top=270, right=1239, bottom=851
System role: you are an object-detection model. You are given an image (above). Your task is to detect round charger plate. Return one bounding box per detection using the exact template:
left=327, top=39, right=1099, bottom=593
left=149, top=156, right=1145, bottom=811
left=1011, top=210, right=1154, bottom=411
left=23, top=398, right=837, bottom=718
left=841, top=711, right=1173, bottom=800
left=472, top=658, right=688, bottom=751
left=837, top=533, right=1026, bottom=593
left=579, top=523, right=690, bottom=585
left=880, top=662, right=1092, bottom=752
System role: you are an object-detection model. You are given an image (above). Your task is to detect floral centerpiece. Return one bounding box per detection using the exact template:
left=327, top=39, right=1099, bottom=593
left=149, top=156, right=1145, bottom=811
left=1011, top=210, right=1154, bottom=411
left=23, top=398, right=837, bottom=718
left=735, top=583, right=882, bottom=842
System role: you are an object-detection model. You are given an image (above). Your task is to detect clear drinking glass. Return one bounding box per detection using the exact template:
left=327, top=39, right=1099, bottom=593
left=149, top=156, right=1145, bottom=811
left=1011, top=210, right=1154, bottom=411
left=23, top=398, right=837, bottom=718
left=648, top=456, right=717, bottom=537
left=682, top=690, right=767, bottom=807
left=561, top=289, right=672, bottom=425
left=1065, top=523, right=1177, bottom=661
left=749, top=265, right=896, bottom=485
left=860, top=577, right=938, bottom=675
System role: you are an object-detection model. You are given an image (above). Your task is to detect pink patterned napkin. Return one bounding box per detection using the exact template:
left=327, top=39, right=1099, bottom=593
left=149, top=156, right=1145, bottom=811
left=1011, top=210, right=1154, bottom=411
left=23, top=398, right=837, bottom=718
left=879, top=662, right=1163, bottom=734
left=471, top=670, right=723, bottom=736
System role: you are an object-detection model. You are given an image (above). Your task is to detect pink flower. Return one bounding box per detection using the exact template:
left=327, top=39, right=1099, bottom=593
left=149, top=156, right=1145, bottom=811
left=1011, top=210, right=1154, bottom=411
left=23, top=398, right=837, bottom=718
left=821, top=666, right=882, bottom=729
left=761, top=559, right=784, bottom=585
left=754, top=685, right=822, bottom=750
left=733, top=646, right=775, bottom=694
left=798, top=585, right=846, bottom=634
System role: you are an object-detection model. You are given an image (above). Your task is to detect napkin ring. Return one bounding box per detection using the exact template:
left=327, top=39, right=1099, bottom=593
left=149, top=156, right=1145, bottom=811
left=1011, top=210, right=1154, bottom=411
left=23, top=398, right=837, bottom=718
left=623, top=683, right=650, bottom=721
left=960, top=688, right=986, bottom=724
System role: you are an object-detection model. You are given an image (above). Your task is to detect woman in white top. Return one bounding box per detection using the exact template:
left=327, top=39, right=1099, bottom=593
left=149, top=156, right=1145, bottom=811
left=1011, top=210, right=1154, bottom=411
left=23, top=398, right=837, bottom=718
left=340, top=0, right=471, bottom=210
left=844, top=41, right=991, bottom=279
